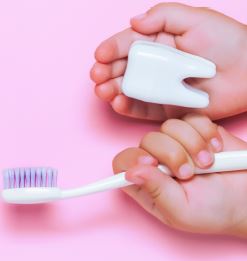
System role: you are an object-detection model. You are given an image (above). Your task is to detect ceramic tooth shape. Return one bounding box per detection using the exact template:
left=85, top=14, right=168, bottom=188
left=121, top=41, right=216, bottom=108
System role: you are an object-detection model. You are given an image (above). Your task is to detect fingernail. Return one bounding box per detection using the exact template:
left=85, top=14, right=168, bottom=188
left=197, top=150, right=213, bottom=167
left=178, top=163, right=193, bottom=179
left=210, top=138, right=222, bottom=152
left=132, top=13, right=146, bottom=20
left=138, top=155, right=156, bottom=165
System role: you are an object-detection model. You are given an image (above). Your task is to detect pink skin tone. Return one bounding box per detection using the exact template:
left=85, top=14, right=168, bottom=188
left=91, top=2, right=247, bottom=237
left=113, top=114, right=247, bottom=237
left=91, top=3, right=247, bottom=121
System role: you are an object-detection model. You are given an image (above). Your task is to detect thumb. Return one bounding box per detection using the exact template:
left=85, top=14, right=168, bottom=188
left=125, top=164, right=190, bottom=227
left=131, top=3, right=206, bottom=35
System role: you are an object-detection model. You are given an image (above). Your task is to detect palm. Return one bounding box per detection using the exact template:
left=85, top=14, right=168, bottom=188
left=132, top=170, right=247, bottom=234
left=178, top=171, right=247, bottom=233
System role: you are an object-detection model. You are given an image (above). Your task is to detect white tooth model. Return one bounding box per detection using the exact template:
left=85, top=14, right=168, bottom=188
left=122, top=41, right=216, bottom=108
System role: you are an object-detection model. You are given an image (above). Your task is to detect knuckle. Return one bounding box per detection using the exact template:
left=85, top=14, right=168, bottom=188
left=199, top=121, right=218, bottom=140
left=160, top=119, right=181, bottom=132
left=169, top=152, right=181, bottom=165
left=140, top=131, right=159, bottom=148
left=112, top=147, right=144, bottom=174
left=206, top=123, right=218, bottom=137
left=183, top=113, right=218, bottom=137
left=165, top=146, right=184, bottom=166
left=112, top=147, right=133, bottom=166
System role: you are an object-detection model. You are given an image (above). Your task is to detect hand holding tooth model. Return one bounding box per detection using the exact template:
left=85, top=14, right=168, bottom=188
left=91, top=3, right=247, bottom=121
left=4, top=3, right=247, bottom=238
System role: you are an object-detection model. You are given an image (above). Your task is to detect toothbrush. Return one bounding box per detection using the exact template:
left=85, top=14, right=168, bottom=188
left=2, top=150, right=247, bottom=204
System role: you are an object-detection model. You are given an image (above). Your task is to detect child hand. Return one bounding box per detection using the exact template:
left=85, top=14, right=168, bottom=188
left=112, top=113, right=247, bottom=237
left=91, top=3, right=247, bottom=121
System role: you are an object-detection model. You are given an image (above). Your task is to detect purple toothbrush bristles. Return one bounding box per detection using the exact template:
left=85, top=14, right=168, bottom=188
left=36, top=168, right=41, bottom=187
left=25, top=168, right=31, bottom=187
left=15, top=168, right=20, bottom=188
left=3, top=170, right=9, bottom=189
left=9, top=169, right=15, bottom=189
left=47, top=168, right=53, bottom=187
left=2, top=167, right=58, bottom=189
left=52, top=169, right=58, bottom=187
left=20, top=168, right=25, bottom=188
left=30, top=168, right=36, bottom=187
left=41, top=168, right=47, bottom=187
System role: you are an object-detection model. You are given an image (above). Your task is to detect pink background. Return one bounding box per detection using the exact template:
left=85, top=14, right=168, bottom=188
left=0, top=0, right=247, bottom=260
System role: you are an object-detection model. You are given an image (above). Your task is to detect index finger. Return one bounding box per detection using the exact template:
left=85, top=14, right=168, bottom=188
left=95, top=28, right=155, bottom=63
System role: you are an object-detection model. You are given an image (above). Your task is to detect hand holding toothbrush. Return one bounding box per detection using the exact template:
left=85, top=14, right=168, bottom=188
left=113, top=113, right=247, bottom=237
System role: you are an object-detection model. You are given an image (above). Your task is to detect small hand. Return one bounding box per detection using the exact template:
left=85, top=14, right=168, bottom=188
left=91, top=3, right=247, bottom=121
left=113, top=113, right=247, bottom=237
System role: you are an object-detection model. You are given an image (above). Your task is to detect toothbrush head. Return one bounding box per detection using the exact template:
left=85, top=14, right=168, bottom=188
left=2, top=168, right=61, bottom=204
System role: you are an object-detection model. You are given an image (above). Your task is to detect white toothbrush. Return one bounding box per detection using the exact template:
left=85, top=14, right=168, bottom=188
left=2, top=150, right=247, bottom=204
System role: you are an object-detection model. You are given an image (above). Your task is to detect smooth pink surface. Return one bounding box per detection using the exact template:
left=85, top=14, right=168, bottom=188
left=0, top=0, right=247, bottom=260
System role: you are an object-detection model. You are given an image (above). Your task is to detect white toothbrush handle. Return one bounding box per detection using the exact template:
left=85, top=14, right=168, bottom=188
left=61, top=172, right=131, bottom=199
left=61, top=150, right=247, bottom=199
left=195, top=150, right=247, bottom=174
left=159, top=150, right=247, bottom=175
